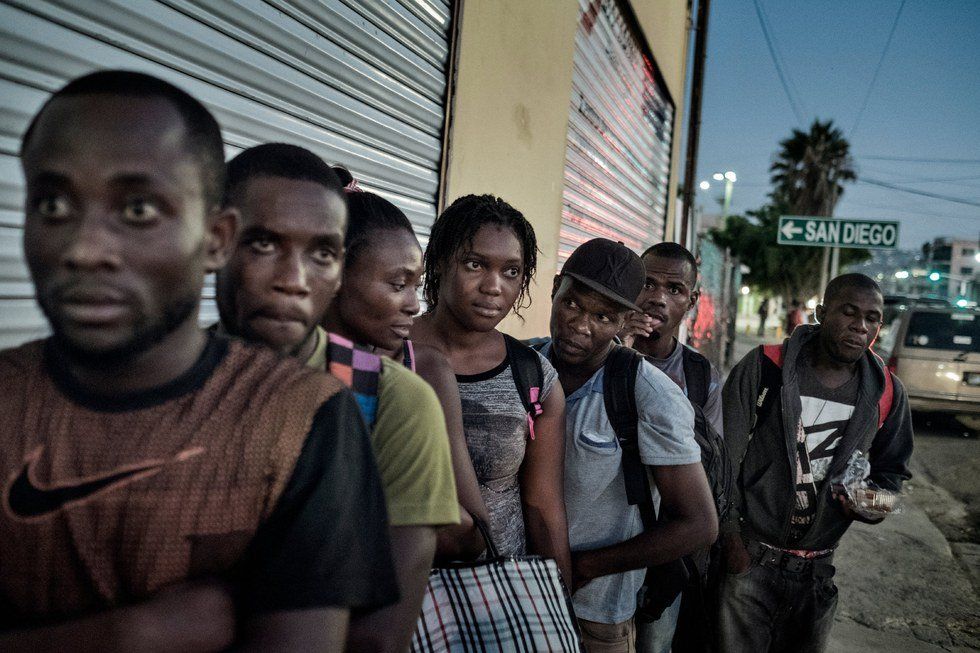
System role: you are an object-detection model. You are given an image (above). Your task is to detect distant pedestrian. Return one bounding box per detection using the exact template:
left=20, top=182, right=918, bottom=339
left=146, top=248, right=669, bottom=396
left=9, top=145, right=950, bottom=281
left=718, top=273, right=913, bottom=653
left=757, top=297, right=770, bottom=336
left=785, top=298, right=805, bottom=335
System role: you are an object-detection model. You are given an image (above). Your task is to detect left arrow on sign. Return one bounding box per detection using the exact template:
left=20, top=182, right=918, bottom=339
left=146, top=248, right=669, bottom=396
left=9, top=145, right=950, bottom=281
left=780, top=220, right=803, bottom=239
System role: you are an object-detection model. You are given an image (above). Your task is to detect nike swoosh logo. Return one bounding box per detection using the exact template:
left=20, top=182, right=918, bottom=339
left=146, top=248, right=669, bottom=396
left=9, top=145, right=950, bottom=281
left=4, top=445, right=205, bottom=522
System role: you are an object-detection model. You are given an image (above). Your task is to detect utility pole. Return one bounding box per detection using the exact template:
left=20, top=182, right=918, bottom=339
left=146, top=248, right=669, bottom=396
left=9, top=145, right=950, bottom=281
left=819, top=246, right=829, bottom=295
left=679, top=0, right=710, bottom=247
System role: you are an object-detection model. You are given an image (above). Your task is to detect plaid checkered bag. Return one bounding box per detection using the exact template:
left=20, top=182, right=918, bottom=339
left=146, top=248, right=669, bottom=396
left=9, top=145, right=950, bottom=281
left=411, top=522, right=582, bottom=652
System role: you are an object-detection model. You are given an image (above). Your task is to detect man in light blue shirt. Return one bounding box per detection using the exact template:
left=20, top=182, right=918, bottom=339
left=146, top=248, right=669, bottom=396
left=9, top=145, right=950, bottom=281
left=533, top=238, right=718, bottom=652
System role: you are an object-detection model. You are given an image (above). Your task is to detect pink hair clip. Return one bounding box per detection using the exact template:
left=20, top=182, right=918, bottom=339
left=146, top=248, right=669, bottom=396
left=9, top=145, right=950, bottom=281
left=344, top=178, right=362, bottom=193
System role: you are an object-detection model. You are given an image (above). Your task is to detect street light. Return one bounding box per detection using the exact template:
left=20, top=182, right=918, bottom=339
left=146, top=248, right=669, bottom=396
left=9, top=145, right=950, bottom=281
left=700, top=171, right=737, bottom=222
left=894, top=270, right=910, bottom=279
left=929, top=271, right=941, bottom=282
left=721, top=172, right=736, bottom=221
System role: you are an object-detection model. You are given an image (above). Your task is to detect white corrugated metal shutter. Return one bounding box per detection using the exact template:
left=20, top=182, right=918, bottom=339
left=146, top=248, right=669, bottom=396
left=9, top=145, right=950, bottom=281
left=0, top=0, right=453, bottom=348
left=558, top=0, right=675, bottom=267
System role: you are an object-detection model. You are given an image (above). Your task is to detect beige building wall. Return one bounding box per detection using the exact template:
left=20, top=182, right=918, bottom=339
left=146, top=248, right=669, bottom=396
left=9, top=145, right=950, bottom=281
left=443, top=0, right=691, bottom=336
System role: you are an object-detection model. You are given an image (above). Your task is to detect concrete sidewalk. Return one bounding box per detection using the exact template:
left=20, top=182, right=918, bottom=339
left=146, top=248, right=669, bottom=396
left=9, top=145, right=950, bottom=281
left=829, top=465, right=980, bottom=651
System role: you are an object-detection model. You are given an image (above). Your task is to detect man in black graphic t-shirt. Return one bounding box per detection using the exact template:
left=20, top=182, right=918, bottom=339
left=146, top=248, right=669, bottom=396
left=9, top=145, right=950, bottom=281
left=790, top=353, right=860, bottom=538
left=719, top=274, right=913, bottom=653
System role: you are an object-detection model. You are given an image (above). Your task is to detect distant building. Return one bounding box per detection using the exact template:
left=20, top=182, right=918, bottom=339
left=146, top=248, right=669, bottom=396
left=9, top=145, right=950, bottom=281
left=847, top=249, right=922, bottom=295
left=922, top=238, right=979, bottom=303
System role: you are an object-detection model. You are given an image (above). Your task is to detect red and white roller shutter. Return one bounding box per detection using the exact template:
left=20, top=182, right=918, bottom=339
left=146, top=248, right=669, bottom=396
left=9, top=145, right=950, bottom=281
left=558, top=0, right=675, bottom=267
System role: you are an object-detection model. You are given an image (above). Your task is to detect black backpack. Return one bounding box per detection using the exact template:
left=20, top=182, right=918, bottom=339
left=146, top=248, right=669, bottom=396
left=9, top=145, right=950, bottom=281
left=679, top=347, right=735, bottom=526
left=607, top=344, right=734, bottom=534
left=602, top=346, right=690, bottom=620
left=605, top=345, right=735, bottom=620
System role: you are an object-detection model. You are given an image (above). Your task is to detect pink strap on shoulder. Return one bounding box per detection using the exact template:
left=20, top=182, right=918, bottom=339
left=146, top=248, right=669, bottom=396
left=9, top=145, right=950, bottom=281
left=404, top=339, right=416, bottom=373
left=527, top=386, right=542, bottom=440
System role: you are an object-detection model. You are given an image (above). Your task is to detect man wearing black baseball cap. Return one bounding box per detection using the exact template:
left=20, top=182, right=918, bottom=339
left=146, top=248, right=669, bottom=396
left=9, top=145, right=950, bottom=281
left=531, top=238, right=717, bottom=652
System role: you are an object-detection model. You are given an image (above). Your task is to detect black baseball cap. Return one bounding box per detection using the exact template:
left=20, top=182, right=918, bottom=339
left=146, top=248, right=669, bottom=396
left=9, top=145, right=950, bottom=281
left=560, top=238, right=644, bottom=311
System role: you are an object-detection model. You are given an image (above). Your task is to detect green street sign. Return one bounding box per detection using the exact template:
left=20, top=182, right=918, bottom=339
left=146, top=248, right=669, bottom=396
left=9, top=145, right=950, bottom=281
left=777, top=216, right=899, bottom=249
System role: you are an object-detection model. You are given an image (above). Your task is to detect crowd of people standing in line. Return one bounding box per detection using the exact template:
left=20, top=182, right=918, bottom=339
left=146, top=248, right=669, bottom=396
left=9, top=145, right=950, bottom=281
left=0, top=69, right=914, bottom=653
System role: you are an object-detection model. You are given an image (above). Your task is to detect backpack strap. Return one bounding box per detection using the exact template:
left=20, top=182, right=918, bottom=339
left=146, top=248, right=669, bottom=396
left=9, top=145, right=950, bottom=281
left=680, top=346, right=711, bottom=409
left=871, top=351, right=895, bottom=429
left=402, top=338, right=416, bottom=373
left=761, top=343, right=784, bottom=367
left=603, top=346, right=648, bottom=510
left=605, top=345, right=693, bottom=615
left=878, top=371, right=894, bottom=429
left=760, top=343, right=894, bottom=430
left=503, top=334, right=545, bottom=440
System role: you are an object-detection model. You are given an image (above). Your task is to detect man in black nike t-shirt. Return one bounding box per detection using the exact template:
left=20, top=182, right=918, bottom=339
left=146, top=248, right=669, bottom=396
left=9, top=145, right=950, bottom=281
left=0, top=70, right=397, bottom=651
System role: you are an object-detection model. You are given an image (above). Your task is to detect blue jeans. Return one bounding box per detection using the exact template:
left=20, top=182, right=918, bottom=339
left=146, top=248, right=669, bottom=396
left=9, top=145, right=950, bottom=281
left=716, top=561, right=838, bottom=653
left=635, top=593, right=681, bottom=653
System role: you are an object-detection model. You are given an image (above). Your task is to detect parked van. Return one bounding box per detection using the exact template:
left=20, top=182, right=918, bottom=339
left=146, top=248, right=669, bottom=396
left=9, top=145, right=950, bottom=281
left=879, top=305, right=980, bottom=417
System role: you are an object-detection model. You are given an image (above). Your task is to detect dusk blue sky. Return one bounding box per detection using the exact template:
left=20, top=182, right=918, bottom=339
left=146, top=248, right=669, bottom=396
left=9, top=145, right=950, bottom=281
left=692, top=0, right=980, bottom=250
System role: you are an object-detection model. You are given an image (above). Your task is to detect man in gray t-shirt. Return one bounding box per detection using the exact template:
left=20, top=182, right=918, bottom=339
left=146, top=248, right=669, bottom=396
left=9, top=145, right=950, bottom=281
left=539, top=238, right=717, bottom=653
left=621, top=242, right=723, bottom=652
left=622, top=242, right=723, bottom=434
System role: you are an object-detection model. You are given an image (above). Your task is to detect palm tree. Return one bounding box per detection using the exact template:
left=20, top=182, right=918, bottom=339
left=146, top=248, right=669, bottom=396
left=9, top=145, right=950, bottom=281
left=769, top=119, right=856, bottom=216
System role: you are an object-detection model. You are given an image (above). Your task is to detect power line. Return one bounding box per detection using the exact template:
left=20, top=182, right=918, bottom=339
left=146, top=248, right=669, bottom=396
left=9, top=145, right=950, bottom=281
left=858, top=177, right=980, bottom=207
left=844, top=199, right=979, bottom=222
left=856, top=167, right=980, bottom=186
left=850, top=0, right=906, bottom=137
left=751, top=0, right=805, bottom=125
left=755, top=0, right=808, bottom=121
left=864, top=172, right=980, bottom=184
left=856, top=155, right=980, bottom=164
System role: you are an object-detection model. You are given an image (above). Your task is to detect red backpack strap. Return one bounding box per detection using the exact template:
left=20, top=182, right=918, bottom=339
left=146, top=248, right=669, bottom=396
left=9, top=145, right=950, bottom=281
left=878, top=371, right=894, bottom=429
left=872, top=351, right=895, bottom=429
left=761, top=343, right=784, bottom=368
left=872, top=352, right=895, bottom=429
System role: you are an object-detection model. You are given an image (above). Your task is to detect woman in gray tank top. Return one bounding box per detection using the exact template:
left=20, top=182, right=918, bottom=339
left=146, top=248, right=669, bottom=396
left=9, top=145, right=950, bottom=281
left=411, top=195, right=572, bottom=585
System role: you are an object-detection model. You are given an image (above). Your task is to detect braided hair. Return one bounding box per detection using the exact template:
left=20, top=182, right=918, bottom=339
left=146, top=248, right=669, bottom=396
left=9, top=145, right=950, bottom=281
left=423, top=194, right=538, bottom=316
